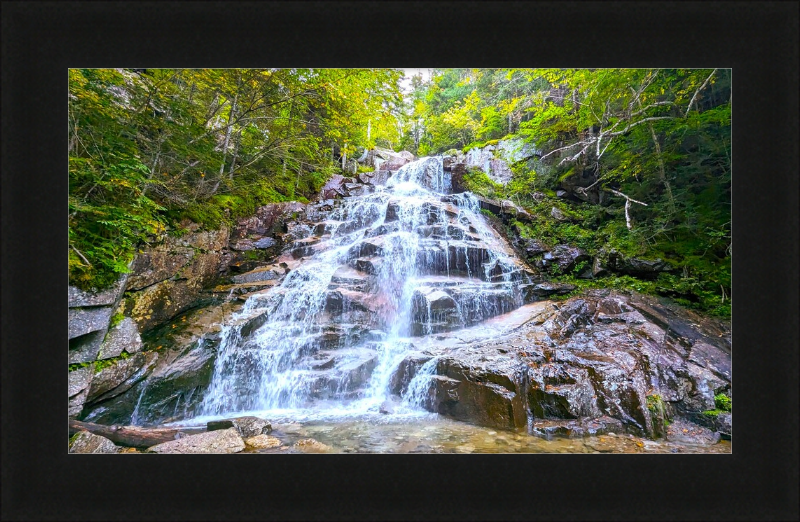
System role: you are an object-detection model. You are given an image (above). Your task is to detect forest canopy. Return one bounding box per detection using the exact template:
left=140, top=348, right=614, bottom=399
left=69, top=68, right=730, bottom=316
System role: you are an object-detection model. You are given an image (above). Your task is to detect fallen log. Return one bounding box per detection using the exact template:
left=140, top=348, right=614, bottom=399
left=69, top=419, right=205, bottom=448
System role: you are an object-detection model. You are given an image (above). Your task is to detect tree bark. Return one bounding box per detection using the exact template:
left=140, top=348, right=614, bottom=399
left=69, top=419, right=204, bottom=448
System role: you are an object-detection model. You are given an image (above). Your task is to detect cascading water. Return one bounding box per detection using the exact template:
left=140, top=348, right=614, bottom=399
left=198, top=156, right=532, bottom=421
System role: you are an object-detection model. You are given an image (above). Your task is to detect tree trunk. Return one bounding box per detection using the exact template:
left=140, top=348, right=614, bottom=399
left=69, top=419, right=205, bottom=448
left=219, top=76, right=242, bottom=177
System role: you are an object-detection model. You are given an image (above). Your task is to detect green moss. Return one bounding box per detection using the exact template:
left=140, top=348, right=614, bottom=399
left=69, top=361, right=94, bottom=372
left=108, top=312, right=125, bottom=330
left=93, top=351, right=131, bottom=373
left=714, top=393, right=732, bottom=412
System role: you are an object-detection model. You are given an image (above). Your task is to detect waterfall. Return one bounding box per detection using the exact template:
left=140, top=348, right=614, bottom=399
left=198, top=156, right=531, bottom=419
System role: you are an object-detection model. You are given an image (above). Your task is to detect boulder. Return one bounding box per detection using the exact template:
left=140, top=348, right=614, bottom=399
left=231, top=202, right=306, bottom=240
left=319, top=174, right=349, bottom=200
left=147, top=427, right=245, bottom=454
left=540, top=245, right=590, bottom=273
left=244, top=434, right=283, bottom=450
left=97, top=317, right=143, bottom=359
left=69, top=431, right=119, bottom=454
left=550, top=207, right=569, bottom=222
left=207, top=416, right=272, bottom=438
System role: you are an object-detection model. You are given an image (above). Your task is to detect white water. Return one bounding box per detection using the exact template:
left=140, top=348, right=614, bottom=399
left=198, top=156, right=530, bottom=421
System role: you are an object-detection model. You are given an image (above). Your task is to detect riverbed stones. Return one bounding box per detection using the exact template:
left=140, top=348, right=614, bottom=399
left=69, top=431, right=119, bottom=454
left=244, top=434, right=282, bottom=450
left=147, top=427, right=245, bottom=454
left=207, top=416, right=272, bottom=438
left=292, top=438, right=333, bottom=453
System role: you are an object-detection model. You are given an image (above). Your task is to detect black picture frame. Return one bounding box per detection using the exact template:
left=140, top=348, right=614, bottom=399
left=2, top=1, right=798, bottom=520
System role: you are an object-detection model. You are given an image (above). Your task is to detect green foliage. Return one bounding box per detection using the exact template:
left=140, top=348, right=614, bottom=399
left=403, top=68, right=729, bottom=317
left=462, top=167, right=504, bottom=199
left=70, top=68, right=403, bottom=289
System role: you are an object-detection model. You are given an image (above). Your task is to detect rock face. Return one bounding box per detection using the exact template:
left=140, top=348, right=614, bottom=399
left=69, top=274, right=129, bottom=365
left=448, top=138, right=540, bottom=186
left=68, top=366, right=94, bottom=418
left=147, top=427, right=245, bottom=454
left=123, top=226, right=229, bottom=333
left=97, top=318, right=143, bottom=359
left=69, top=431, right=119, bottom=454
left=390, top=291, right=731, bottom=439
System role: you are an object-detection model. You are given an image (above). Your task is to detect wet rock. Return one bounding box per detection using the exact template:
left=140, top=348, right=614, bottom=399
left=230, top=237, right=278, bottom=252
left=87, top=352, right=159, bottom=405
left=367, top=170, right=392, bottom=186
left=523, top=282, right=575, bottom=301
left=147, top=427, right=245, bottom=454
left=244, top=434, right=282, bottom=450
left=517, top=237, right=549, bottom=258
left=665, top=418, right=721, bottom=445
left=420, top=350, right=529, bottom=431
left=83, top=335, right=216, bottom=425
left=207, top=416, right=272, bottom=438
left=320, top=174, right=349, bottom=200
left=69, top=366, right=94, bottom=398
left=713, top=412, right=732, bottom=439
left=69, top=431, right=119, bottom=454
left=98, top=317, right=143, bottom=359
left=612, top=256, right=671, bottom=278
left=292, top=438, right=333, bottom=453
left=528, top=364, right=600, bottom=419
left=530, top=416, right=624, bottom=439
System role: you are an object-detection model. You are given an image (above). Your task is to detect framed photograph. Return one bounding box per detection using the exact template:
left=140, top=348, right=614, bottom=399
left=3, top=2, right=798, bottom=520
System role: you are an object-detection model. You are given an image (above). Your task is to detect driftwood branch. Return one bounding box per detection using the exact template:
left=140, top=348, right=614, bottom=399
left=69, top=419, right=204, bottom=448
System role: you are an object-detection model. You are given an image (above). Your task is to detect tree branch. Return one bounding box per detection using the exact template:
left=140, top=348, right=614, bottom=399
left=685, top=69, right=717, bottom=117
